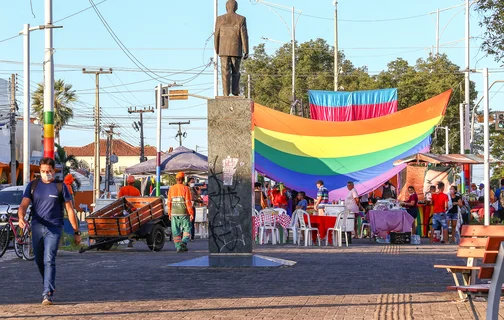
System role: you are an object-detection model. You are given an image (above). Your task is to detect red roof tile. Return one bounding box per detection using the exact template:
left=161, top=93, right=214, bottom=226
left=64, top=139, right=157, bottom=157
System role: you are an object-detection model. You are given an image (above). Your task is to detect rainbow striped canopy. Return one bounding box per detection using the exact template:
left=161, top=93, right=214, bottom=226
left=253, top=90, right=452, bottom=199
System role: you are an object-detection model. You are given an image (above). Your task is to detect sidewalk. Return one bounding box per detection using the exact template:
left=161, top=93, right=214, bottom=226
left=0, top=239, right=501, bottom=319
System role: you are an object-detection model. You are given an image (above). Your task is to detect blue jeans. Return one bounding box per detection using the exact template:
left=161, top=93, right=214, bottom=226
left=32, top=223, right=62, bottom=297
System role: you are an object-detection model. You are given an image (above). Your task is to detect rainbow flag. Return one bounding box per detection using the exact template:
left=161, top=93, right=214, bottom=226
left=309, top=88, right=397, bottom=122
left=253, top=90, right=452, bottom=199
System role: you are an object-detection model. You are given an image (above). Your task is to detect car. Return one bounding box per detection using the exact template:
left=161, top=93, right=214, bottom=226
left=149, top=186, right=170, bottom=198
left=0, top=185, right=27, bottom=223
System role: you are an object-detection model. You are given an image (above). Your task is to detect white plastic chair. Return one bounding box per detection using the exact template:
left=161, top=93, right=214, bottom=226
left=259, top=209, right=280, bottom=245
left=333, top=210, right=350, bottom=247
left=286, top=209, right=300, bottom=244
left=194, top=207, right=208, bottom=239
left=325, top=211, right=343, bottom=246
left=297, top=210, right=320, bottom=246
left=360, top=221, right=371, bottom=239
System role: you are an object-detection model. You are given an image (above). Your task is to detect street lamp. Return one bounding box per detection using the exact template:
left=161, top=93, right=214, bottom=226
left=333, top=1, right=338, bottom=91
left=255, top=0, right=302, bottom=104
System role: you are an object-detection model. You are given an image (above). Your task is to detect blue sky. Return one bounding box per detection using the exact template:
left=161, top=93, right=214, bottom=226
left=0, top=0, right=502, bottom=156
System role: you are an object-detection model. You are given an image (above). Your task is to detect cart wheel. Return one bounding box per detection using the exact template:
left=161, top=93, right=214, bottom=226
left=147, top=224, right=165, bottom=252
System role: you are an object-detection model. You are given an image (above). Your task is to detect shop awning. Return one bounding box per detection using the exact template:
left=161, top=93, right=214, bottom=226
left=393, top=153, right=489, bottom=166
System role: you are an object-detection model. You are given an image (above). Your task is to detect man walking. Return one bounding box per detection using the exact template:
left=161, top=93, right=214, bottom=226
left=18, top=157, right=81, bottom=305
left=167, top=172, right=194, bottom=252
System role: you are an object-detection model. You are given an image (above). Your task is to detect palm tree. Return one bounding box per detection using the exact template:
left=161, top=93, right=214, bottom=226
left=54, top=144, right=80, bottom=192
left=32, top=79, right=77, bottom=144
left=54, top=143, right=78, bottom=177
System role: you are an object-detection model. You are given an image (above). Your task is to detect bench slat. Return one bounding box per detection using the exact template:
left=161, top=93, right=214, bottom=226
left=461, top=225, right=504, bottom=237
left=433, top=265, right=480, bottom=273
left=479, top=267, right=494, bottom=279
left=447, top=284, right=504, bottom=293
left=483, top=251, right=500, bottom=264
left=458, top=237, right=488, bottom=248
left=457, top=248, right=487, bottom=258
left=486, top=237, right=504, bottom=251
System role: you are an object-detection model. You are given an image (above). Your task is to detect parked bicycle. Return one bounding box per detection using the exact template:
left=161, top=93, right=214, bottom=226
left=0, top=203, right=34, bottom=260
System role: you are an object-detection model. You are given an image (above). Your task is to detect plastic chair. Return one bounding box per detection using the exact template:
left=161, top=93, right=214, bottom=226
left=297, top=210, right=320, bottom=246
left=259, top=209, right=279, bottom=245
left=334, top=210, right=350, bottom=247
left=325, top=211, right=343, bottom=246
left=286, top=209, right=300, bottom=244
left=194, top=207, right=208, bottom=239
left=360, top=221, right=371, bottom=239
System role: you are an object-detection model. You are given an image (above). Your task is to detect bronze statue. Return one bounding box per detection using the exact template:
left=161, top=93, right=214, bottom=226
left=214, top=0, right=249, bottom=96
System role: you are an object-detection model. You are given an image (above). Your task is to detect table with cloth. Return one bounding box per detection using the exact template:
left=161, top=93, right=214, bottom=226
left=304, top=214, right=356, bottom=245
left=366, top=209, right=414, bottom=238
left=252, top=211, right=291, bottom=243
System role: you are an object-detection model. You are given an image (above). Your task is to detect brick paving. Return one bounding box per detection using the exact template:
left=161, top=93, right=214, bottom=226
left=0, top=239, right=502, bottom=319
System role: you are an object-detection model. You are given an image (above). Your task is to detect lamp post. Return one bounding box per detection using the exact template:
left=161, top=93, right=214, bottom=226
left=256, top=0, right=302, bottom=103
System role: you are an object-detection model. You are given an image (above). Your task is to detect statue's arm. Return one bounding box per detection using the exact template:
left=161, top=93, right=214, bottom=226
left=241, top=17, right=249, bottom=56
left=214, top=18, right=221, bottom=54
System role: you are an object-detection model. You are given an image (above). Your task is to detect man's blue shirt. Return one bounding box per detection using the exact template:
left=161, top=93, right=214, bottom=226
left=22, top=180, right=72, bottom=227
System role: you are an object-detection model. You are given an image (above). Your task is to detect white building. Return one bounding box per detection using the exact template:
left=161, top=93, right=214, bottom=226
left=64, top=139, right=157, bottom=175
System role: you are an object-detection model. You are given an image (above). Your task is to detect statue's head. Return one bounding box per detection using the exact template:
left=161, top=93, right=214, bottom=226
left=226, top=0, right=238, bottom=13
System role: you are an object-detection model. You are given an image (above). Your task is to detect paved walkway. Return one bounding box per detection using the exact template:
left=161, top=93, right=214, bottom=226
left=0, top=239, right=502, bottom=319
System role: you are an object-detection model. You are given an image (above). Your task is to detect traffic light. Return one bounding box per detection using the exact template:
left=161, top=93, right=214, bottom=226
left=495, top=112, right=504, bottom=131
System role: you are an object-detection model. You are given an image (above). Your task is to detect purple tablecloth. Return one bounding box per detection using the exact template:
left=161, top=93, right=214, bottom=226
left=366, top=209, right=414, bottom=238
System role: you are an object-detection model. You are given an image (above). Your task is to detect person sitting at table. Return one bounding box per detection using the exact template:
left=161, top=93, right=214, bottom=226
left=315, top=180, right=329, bottom=215
left=470, top=196, right=496, bottom=222
left=254, top=182, right=267, bottom=212
left=400, top=186, right=419, bottom=235
left=272, top=183, right=288, bottom=210
left=296, top=191, right=308, bottom=211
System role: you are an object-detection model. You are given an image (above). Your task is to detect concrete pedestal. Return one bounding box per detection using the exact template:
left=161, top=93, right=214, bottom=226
left=169, top=98, right=295, bottom=268
left=207, top=98, right=253, bottom=254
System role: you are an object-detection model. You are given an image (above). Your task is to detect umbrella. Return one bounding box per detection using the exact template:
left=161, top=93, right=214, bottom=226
left=125, top=146, right=208, bottom=175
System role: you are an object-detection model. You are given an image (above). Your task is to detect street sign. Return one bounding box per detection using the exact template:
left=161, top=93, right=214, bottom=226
left=110, top=154, right=118, bottom=163
left=169, top=90, right=189, bottom=100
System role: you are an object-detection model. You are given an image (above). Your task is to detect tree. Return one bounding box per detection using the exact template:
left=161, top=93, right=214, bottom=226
left=476, top=1, right=504, bottom=63
left=32, top=79, right=77, bottom=144
left=55, top=143, right=78, bottom=177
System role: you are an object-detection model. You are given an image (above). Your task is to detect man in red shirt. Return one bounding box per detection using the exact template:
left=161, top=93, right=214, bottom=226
left=430, top=181, right=449, bottom=244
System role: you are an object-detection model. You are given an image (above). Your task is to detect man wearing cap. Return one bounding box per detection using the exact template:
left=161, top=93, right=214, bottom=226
left=118, top=175, right=141, bottom=198
left=166, top=172, right=194, bottom=252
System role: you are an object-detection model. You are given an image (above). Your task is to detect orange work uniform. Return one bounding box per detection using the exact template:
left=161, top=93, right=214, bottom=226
left=166, top=183, right=194, bottom=217
left=118, top=185, right=141, bottom=198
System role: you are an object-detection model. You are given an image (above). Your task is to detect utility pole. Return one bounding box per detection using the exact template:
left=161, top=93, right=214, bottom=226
left=10, top=74, right=17, bottom=185
left=169, top=121, right=191, bottom=147
left=464, top=0, right=471, bottom=153
left=43, top=0, right=54, bottom=159
left=291, top=6, right=296, bottom=104
left=128, top=106, right=154, bottom=163
left=22, top=24, right=30, bottom=185
left=21, top=21, right=61, bottom=180
left=103, top=124, right=117, bottom=194
left=334, top=0, right=339, bottom=91
left=82, top=68, right=112, bottom=200
left=247, top=74, right=251, bottom=99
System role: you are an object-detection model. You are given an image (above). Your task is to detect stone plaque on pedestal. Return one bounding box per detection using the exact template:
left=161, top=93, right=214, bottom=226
left=207, top=98, right=253, bottom=254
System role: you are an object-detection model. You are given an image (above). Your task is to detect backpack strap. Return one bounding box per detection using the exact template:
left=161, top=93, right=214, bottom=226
left=57, top=182, right=64, bottom=204
left=30, top=178, right=40, bottom=202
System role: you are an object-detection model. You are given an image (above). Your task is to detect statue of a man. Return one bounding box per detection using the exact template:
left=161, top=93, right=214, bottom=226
left=214, top=0, right=249, bottom=96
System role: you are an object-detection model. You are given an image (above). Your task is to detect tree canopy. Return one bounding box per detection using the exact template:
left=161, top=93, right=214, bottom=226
left=476, top=1, right=504, bottom=64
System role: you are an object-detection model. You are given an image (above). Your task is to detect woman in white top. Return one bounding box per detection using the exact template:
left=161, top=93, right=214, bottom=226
left=346, top=181, right=362, bottom=238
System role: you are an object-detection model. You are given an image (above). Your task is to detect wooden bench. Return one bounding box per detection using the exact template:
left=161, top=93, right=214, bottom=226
left=434, top=225, right=504, bottom=300
left=446, top=236, right=504, bottom=320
